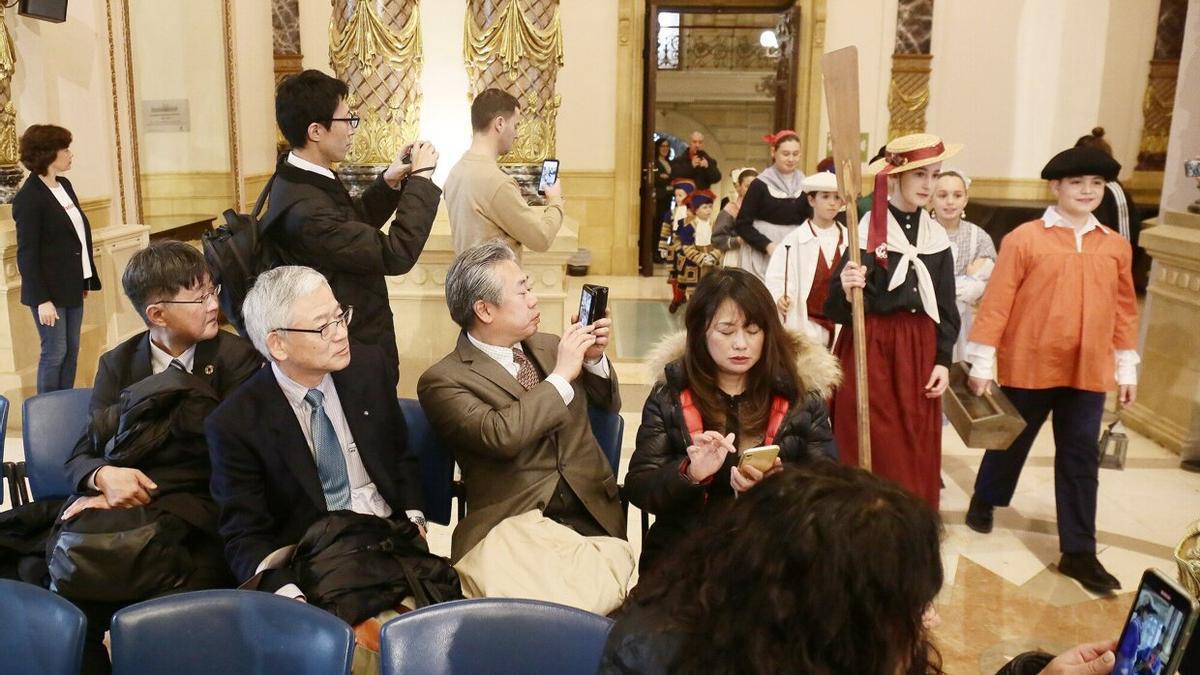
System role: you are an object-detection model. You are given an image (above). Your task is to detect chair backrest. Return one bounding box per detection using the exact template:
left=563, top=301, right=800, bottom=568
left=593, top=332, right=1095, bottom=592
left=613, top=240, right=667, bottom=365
left=22, top=388, right=92, bottom=501
left=110, top=589, right=354, bottom=675
left=0, top=579, right=87, bottom=675
left=380, top=598, right=614, bottom=675
left=399, top=398, right=455, bottom=525
left=588, top=406, right=624, bottom=478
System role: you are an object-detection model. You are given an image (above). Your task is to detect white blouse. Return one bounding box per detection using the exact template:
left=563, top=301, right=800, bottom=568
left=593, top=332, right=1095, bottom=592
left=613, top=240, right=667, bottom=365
left=48, top=183, right=93, bottom=280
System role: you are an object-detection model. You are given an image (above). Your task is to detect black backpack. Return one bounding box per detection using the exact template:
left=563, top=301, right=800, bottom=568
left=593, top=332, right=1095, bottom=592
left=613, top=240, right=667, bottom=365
left=202, top=175, right=280, bottom=337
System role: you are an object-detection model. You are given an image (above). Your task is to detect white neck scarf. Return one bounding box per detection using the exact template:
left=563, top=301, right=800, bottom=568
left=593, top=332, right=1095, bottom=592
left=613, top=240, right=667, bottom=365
left=857, top=210, right=950, bottom=323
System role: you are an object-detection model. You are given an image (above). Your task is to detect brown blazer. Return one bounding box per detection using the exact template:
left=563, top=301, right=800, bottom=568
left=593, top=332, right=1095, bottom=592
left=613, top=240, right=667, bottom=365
left=418, top=331, right=625, bottom=561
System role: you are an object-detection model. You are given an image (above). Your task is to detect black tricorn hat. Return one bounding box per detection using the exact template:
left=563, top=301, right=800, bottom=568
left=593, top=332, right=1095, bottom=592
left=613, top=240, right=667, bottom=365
left=1041, top=146, right=1120, bottom=181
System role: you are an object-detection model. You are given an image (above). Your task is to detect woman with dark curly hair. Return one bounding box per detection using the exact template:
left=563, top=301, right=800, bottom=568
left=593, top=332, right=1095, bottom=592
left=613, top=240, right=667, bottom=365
left=14, top=124, right=100, bottom=393
left=625, top=267, right=838, bottom=574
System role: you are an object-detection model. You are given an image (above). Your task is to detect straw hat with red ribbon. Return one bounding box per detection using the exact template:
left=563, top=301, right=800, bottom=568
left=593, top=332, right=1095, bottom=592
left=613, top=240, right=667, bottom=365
left=865, top=133, right=963, bottom=264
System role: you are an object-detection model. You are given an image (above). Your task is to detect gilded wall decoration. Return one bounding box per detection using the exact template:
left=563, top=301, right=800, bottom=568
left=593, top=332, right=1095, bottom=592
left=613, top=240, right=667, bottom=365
left=1136, top=0, right=1186, bottom=171
left=887, top=0, right=933, bottom=140
left=464, top=0, right=564, bottom=165
left=329, top=0, right=423, bottom=171
left=0, top=14, right=22, bottom=203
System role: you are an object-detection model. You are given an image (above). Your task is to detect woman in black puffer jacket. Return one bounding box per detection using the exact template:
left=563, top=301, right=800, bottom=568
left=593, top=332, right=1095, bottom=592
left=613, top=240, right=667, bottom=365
left=625, top=268, right=840, bottom=574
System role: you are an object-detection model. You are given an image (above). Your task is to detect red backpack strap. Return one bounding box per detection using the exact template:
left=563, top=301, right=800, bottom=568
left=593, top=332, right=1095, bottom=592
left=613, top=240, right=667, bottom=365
left=763, top=395, right=790, bottom=446
left=679, top=388, right=704, bottom=439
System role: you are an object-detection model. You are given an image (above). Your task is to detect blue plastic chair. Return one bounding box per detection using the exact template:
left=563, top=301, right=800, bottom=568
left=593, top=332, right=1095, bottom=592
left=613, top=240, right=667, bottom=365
left=22, top=388, right=92, bottom=501
left=0, top=394, right=9, bottom=505
left=0, top=579, right=87, bottom=675
left=380, top=598, right=614, bottom=675
left=110, top=589, right=355, bottom=675
left=588, top=406, right=624, bottom=478
left=399, top=398, right=456, bottom=525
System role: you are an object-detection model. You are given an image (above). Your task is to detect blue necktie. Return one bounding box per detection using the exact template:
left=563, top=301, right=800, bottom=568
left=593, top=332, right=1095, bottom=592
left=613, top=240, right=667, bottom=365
left=303, top=389, right=351, bottom=510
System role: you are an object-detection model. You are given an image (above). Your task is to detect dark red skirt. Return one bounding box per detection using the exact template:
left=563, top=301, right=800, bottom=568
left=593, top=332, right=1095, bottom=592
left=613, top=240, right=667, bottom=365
left=831, top=311, right=942, bottom=509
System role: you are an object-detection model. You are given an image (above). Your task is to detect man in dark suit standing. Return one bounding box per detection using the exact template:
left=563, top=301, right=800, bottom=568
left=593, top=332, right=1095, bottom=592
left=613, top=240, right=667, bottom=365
left=58, top=240, right=261, bottom=675
left=205, top=265, right=424, bottom=598
left=418, top=241, right=624, bottom=563
left=669, top=131, right=721, bottom=190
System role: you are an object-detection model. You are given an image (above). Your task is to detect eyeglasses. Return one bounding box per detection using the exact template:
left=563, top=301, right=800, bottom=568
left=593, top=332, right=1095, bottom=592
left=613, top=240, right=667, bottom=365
left=274, top=305, right=354, bottom=341
left=155, top=285, right=222, bottom=306
left=329, top=112, right=360, bottom=129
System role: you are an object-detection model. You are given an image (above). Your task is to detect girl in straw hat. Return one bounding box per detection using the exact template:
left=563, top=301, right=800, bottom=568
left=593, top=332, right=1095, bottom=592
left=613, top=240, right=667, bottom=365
left=826, top=133, right=961, bottom=509
left=733, top=131, right=813, bottom=282
left=763, top=170, right=848, bottom=350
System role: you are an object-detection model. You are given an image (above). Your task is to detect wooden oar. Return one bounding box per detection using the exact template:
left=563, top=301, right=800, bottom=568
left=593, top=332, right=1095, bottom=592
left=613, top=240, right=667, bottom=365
left=821, top=46, right=871, bottom=471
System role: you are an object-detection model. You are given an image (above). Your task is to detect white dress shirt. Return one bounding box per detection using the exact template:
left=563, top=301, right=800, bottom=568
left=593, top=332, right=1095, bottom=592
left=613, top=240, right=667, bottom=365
left=965, top=206, right=1139, bottom=385
left=48, top=183, right=93, bottom=280
left=466, top=332, right=610, bottom=406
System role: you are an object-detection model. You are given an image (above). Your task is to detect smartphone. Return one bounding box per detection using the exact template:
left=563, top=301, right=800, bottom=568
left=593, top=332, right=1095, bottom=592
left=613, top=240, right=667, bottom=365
left=578, top=284, right=609, bottom=326
left=737, top=445, right=780, bottom=474
left=1113, top=568, right=1199, bottom=675
left=538, top=158, right=560, bottom=194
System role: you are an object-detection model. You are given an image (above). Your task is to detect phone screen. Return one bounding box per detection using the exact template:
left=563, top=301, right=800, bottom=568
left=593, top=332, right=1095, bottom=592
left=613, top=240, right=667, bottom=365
left=578, top=291, right=594, bottom=326
left=539, top=159, right=560, bottom=193
left=1114, top=570, right=1199, bottom=675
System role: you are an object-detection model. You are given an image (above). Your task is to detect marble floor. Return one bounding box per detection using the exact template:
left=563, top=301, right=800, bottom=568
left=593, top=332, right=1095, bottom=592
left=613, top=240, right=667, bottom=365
left=4, top=272, right=1197, bottom=674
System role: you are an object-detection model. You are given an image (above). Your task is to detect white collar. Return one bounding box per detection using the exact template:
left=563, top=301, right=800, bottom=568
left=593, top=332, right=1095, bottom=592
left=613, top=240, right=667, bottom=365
left=791, top=219, right=845, bottom=244
left=467, top=332, right=523, bottom=368
left=287, top=151, right=337, bottom=180
left=271, top=362, right=335, bottom=409
left=149, top=339, right=196, bottom=374
left=856, top=209, right=950, bottom=323
left=1041, top=206, right=1105, bottom=235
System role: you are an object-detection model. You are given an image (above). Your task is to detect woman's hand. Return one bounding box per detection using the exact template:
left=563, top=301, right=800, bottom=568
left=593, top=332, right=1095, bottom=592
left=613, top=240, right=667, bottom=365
left=840, top=261, right=866, bottom=290
left=925, top=365, right=950, bottom=398
left=777, top=295, right=791, bottom=312
left=37, top=301, right=59, bottom=327
left=1036, top=640, right=1116, bottom=675
left=730, top=457, right=782, bottom=494
left=685, top=431, right=735, bottom=483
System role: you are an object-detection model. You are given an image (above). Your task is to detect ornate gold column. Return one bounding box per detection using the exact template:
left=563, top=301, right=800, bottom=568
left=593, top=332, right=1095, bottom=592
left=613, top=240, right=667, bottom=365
left=0, top=16, right=22, bottom=203
left=463, top=0, right=564, bottom=203
left=1135, top=0, right=1186, bottom=172
left=328, top=0, right=423, bottom=193
left=272, top=0, right=303, bottom=155
left=886, top=0, right=933, bottom=141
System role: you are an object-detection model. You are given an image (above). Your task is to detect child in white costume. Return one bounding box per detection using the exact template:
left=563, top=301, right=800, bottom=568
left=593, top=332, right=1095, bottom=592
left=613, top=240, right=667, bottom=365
left=930, top=170, right=995, bottom=362
left=763, top=171, right=848, bottom=348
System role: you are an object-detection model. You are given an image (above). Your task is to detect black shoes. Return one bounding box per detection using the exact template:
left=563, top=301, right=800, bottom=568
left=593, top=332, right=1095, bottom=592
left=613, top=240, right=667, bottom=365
left=1058, top=552, right=1121, bottom=593
left=965, top=495, right=994, bottom=534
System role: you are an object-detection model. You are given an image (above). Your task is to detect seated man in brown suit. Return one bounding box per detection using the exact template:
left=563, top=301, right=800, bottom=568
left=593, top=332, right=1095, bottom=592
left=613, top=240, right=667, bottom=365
left=418, top=240, right=625, bottom=563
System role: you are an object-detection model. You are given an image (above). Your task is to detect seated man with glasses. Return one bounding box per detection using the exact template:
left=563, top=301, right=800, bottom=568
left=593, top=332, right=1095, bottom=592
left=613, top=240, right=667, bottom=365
left=58, top=240, right=262, bottom=675
left=264, top=69, right=441, bottom=386
left=205, top=265, right=425, bottom=600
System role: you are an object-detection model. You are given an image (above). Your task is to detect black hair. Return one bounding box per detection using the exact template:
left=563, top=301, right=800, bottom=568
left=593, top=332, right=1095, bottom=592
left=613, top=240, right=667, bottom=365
left=275, top=69, right=350, bottom=149
left=19, top=124, right=72, bottom=175
left=122, top=240, right=210, bottom=321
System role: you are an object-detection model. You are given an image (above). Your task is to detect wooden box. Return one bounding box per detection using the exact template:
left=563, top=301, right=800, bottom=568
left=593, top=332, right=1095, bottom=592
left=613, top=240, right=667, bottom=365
left=942, top=362, right=1026, bottom=449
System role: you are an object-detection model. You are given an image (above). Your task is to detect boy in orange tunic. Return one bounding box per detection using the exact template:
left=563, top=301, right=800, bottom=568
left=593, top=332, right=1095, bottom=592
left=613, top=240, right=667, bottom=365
left=963, top=146, right=1139, bottom=594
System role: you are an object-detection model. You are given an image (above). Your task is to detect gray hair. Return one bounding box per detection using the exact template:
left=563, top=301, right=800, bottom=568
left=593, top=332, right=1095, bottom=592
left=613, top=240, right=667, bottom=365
left=242, top=266, right=330, bottom=360
left=445, top=240, right=518, bottom=329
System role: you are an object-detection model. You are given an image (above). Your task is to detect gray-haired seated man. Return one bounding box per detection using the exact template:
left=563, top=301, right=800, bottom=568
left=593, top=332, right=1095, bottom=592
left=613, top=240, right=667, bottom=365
left=204, top=265, right=425, bottom=599
left=57, top=240, right=262, bottom=675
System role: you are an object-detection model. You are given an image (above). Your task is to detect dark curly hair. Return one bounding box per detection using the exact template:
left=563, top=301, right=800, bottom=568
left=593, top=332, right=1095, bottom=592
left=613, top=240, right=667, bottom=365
left=19, top=124, right=72, bottom=176
left=629, top=463, right=946, bottom=675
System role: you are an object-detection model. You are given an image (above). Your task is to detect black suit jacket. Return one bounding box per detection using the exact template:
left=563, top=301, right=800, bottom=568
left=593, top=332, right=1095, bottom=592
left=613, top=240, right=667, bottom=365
left=13, top=175, right=102, bottom=308
left=668, top=150, right=721, bottom=190
left=204, top=344, right=424, bottom=584
left=64, top=329, right=263, bottom=492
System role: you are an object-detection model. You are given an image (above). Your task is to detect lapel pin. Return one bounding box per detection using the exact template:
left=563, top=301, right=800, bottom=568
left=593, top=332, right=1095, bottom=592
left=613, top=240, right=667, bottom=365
left=364, top=410, right=370, bottom=416
left=204, top=365, right=215, bottom=375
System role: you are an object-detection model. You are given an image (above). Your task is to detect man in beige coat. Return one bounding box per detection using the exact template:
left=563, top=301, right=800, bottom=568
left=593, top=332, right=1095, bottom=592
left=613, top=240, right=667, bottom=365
left=444, top=88, right=564, bottom=255
left=418, top=241, right=624, bottom=562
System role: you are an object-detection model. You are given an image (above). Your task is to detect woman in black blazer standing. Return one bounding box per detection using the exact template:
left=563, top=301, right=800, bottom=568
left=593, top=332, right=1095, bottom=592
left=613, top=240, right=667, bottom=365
left=14, top=125, right=101, bottom=393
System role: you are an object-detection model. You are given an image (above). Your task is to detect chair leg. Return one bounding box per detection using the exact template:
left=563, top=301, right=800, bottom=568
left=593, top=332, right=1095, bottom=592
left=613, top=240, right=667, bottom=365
left=15, top=461, right=30, bottom=506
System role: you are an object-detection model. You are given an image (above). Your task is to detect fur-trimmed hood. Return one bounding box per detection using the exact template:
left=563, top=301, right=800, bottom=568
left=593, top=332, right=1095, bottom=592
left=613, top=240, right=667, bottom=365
left=644, top=329, right=841, bottom=400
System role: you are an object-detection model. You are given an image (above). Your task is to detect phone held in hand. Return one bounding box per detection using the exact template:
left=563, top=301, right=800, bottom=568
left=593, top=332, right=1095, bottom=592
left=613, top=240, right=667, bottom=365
left=578, top=284, right=608, bottom=326
left=1113, top=568, right=1199, bottom=675
left=538, top=158, right=560, bottom=194
left=737, top=445, right=780, bottom=474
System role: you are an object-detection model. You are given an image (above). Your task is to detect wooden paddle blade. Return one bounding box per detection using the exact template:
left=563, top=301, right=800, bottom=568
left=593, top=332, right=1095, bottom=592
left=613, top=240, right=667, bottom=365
left=821, top=47, right=863, bottom=200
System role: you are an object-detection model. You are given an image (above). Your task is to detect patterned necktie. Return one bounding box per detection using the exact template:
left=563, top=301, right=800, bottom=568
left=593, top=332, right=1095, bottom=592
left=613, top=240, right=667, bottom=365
left=303, top=389, right=352, bottom=510
left=511, top=348, right=541, bottom=390
left=168, top=358, right=187, bottom=373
